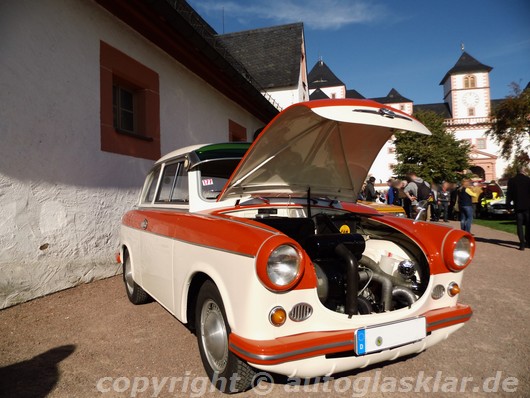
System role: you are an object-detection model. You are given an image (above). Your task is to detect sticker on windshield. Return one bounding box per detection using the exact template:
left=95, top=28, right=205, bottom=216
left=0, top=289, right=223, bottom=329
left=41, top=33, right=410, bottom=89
left=202, top=178, right=214, bottom=186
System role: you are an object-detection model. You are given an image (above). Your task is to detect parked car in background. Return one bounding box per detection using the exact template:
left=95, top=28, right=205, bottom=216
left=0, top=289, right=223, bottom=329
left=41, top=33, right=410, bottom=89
left=481, top=185, right=512, bottom=218
left=119, top=99, right=475, bottom=393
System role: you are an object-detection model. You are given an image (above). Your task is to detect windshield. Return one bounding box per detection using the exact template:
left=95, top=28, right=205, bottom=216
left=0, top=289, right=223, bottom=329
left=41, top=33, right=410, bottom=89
left=195, top=159, right=243, bottom=200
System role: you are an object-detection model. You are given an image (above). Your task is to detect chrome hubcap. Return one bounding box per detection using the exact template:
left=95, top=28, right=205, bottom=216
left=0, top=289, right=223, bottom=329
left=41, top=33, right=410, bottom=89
left=124, top=258, right=134, bottom=294
left=200, top=299, right=228, bottom=373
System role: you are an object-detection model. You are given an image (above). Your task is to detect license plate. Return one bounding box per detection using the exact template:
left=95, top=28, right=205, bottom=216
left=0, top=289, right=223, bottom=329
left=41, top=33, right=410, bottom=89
left=355, top=317, right=426, bottom=355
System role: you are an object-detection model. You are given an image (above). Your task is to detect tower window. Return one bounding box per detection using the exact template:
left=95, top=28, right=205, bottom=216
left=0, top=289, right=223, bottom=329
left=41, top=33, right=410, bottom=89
left=464, top=75, right=476, bottom=88
left=468, top=107, right=475, bottom=117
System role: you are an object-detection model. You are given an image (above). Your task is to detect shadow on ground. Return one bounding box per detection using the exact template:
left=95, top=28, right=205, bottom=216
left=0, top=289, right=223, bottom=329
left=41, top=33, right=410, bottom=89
left=0, top=345, right=76, bottom=398
left=473, top=236, right=520, bottom=249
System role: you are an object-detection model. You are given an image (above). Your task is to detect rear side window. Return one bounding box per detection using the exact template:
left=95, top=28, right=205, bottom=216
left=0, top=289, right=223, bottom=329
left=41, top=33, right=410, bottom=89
left=171, top=164, right=189, bottom=203
left=156, top=163, right=179, bottom=202
left=142, top=165, right=161, bottom=204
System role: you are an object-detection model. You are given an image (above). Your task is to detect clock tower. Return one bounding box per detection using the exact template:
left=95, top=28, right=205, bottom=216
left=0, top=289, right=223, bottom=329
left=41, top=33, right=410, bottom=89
left=439, top=51, right=500, bottom=181
left=440, top=51, right=492, bottom=119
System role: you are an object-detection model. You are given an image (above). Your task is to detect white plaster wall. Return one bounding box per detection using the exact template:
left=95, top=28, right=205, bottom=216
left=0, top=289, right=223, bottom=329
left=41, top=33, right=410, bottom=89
left=266, top=86, right=303, bottom=110
left=0, top=0, right=264, bottom=308
left=309, top=85, right=346, bottom=99
left=367, top=140, right=396, bottom=184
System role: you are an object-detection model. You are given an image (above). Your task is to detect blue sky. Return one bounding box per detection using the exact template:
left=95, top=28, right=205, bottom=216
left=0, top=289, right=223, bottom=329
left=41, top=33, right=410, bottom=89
left=188, top=0, right=530, bottom=104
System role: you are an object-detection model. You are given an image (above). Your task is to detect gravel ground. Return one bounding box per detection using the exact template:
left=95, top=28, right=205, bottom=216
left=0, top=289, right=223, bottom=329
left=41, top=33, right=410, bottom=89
left=0, top=221, right=528, bottom=398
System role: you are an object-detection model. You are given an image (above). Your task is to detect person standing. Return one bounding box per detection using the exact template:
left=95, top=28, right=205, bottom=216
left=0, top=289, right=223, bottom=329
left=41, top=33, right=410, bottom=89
left=405, top=172, right=430, bottom=218
left=400, top=180, right=411, bottom=217
left=429, top=183, right=440, bottom=221
left=470, top=181, right=483, bottom=218
left=506, top=168, right=530, bottom=251
left=365, top=177, right=377, bottom=202
left=438, top=182, right=451, bottom=222
left=458, top=179, right=478, bottom=233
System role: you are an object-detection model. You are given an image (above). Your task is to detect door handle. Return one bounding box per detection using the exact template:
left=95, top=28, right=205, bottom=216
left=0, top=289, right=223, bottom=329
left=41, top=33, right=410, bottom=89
left=141, top=219, right=148, bottom=230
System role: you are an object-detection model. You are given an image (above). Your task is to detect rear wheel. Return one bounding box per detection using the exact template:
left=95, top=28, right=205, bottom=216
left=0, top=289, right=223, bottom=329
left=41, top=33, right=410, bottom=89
left=195, top=280, right=255, bottom=393
left=123, top=253, right=150, bottom=304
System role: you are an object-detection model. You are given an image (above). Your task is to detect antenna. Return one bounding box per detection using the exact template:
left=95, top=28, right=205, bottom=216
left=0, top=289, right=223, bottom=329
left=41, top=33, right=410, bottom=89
left=222, top=7, right=225, bottom=34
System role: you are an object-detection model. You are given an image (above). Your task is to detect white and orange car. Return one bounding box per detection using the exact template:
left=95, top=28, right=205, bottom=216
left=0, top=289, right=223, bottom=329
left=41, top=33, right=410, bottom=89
left=119, top=99, right=475, bottom=393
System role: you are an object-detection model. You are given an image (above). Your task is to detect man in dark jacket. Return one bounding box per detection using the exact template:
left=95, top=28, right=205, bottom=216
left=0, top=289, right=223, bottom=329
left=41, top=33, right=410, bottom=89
left=365, top=176, right=377, bottom=202
left=506, top=168, right=530, bottom=251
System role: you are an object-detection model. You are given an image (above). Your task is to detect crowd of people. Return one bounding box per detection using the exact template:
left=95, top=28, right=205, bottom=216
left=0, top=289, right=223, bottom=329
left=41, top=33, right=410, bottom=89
left=359, top=170, right=530, bottom=240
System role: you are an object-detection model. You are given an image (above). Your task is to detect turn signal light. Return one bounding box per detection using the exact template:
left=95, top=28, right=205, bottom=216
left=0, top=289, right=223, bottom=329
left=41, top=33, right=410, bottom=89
left=269, top=306, right=287, bottom=327
left=448, top=282, right=460, bottom=297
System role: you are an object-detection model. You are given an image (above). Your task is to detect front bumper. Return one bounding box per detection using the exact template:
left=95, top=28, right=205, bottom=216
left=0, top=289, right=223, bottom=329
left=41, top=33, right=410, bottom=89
left=229, top=305, right=471, bottom=374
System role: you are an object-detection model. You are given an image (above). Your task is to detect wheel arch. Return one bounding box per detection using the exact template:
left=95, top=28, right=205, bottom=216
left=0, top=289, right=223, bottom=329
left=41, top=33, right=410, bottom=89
left=183, top=270, right=236, bottom=331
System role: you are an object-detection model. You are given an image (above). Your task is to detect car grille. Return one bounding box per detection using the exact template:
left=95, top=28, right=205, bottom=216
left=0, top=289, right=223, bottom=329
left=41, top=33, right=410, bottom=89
left=289, top=303, right=313, bottom=322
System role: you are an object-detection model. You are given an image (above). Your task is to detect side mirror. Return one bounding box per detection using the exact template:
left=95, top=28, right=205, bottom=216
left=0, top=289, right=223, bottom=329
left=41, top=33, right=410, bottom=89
left=414, top=200, right=429, bottom=222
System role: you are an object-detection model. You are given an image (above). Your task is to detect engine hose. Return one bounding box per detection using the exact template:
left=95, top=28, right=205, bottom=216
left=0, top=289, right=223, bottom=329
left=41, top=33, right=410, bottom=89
left=359, top=270, right=393, bottom=312
left=392, top=286, right=417, bottom=307
left=359, top=255, right=416, bottom=289
left=335, top=243, right=359, bottom=317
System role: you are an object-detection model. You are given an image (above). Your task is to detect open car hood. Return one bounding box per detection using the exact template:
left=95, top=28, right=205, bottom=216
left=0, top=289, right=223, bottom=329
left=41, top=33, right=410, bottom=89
left=219, top=99, right=431, bottom=202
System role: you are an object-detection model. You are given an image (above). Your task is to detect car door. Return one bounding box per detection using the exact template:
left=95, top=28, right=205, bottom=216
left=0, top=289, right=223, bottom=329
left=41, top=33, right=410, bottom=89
left=140, top=161, right=186, bottom=312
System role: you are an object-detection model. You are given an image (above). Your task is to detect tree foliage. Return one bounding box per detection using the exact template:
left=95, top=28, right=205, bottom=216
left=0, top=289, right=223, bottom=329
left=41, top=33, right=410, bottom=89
left=392, top=110, right=471, bottom=183
left=486, top=82, right=530, bottom=173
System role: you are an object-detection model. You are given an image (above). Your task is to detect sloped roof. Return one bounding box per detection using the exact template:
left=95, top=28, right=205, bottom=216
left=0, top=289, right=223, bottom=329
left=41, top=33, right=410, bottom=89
left=371, top=88, right=412, bottom=104
left=218, top=23, right=304, bottom=89
left=440, top=51, right=493, bottom=85
left=308, top=60, right=345, bottom=89
left=414, top=102, right=452, bottom=118
left=346, top=89, right=365, bottom=99
left=95, top=0, right=278, bottom=122
left=309, top=88, right=329, bottom=100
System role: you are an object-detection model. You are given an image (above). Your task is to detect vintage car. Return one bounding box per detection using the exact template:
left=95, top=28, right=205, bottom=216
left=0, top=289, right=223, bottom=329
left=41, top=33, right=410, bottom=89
left=119, top=99, right=475, bottom=393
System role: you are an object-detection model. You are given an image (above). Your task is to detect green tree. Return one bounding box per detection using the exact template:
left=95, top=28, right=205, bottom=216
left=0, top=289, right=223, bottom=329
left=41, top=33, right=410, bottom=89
left=486, top=82, right=530, bottom=174
left=393, top=110, right=471, bottom=183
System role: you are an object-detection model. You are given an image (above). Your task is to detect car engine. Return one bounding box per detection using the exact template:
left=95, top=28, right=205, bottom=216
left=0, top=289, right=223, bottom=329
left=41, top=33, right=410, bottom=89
left=255, top=210, right=430, bottom=316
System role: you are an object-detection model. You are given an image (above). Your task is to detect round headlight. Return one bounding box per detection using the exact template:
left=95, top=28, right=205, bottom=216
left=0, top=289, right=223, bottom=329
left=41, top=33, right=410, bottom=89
left=443, top=231, right=475, bottom=272
left=267, top=245, right=301, bottom=287
left=453, top=236, right=472, bottom=267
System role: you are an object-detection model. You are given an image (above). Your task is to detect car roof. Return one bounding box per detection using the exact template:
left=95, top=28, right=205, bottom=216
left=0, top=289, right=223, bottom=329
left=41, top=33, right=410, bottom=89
left=155, top=142, right=251, bottom=165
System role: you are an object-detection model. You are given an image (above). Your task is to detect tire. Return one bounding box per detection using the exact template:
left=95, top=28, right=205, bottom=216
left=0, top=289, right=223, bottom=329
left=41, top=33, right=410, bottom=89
left=195, top=280, right=255, bottom=393
left=123, top=253, right=150, bottom=305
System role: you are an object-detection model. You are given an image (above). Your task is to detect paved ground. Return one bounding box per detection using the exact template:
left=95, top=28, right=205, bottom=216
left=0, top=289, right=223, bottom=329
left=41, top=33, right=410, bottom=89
left=1, top=221, right=529, bottom=398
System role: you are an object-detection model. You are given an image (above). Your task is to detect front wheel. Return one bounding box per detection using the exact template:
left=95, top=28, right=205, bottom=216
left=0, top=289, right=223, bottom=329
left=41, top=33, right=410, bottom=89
left=195, top=280, right=255, bottom=393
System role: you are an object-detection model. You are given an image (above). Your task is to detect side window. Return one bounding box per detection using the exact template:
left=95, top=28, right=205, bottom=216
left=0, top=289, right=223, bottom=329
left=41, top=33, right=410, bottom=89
left=142, top=166, right=161, bottom=204
left=155, top=163, right=179, bottom=202
left=171, top=164, right=189, bottom=203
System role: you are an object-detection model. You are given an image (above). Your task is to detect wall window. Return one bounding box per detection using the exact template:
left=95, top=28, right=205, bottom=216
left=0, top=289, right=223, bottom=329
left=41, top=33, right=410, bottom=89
left=331, top=93, right=336, bottom=99
left=464, top=75, right=476, bottom=89
left=100, top=41, right=160, bottom=160
left=229, top=119, right=247, bottom=142
left=468, top=107, right=475, bottom=117
left=112, top=84, right=135, bottom=133
left=476, top=138, right=487, bottom=150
